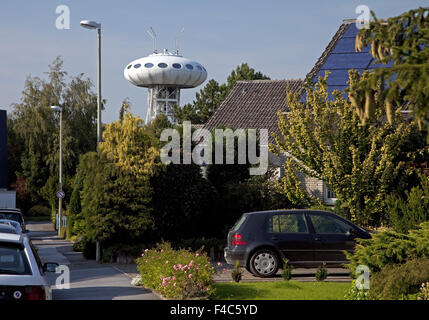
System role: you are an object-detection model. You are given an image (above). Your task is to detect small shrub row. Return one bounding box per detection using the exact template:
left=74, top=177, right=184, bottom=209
left=136, top=242, right=216, bottom=299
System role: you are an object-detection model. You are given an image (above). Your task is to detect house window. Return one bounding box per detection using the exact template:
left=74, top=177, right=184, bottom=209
left=324, top=184, right=337, bottom=205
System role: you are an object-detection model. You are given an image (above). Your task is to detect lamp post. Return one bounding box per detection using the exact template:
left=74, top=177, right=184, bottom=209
left=80, top=20, right=102, bottom=261
left=51, top=106, right=63, bottom=237
left=80, top=20, right=102, bottom=144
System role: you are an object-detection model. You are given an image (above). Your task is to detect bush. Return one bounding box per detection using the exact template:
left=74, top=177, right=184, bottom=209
left=315, top=263, right=328, bottom=281
left=346, top=222, right=429, bottom=275
left=173, top=238, right=225, bottom=260
left=73, top=237, right=96, bottom=259
left=344, top=280, right=370, bottom=300
left=136, top=242, right=216, bottom=299
left=417, top=282, right=429, bottom=300
left=102, top=243, right=148, bottom=263
left=385, top=184, right=429, bottom=233
left=59, top=226, right=66, bottom=239
left=282, top=259, right=293, bottom=281
left=368, top=258, right=429, bottom=300
left=231, top=261, right=242, bottom=283
left=27, top=205, right=51, bottom=217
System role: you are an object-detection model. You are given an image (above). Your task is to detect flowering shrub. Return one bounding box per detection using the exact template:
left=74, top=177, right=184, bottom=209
left=136, top=242, right=216, bottom=299
left=417, top=282, right=429, bottom=300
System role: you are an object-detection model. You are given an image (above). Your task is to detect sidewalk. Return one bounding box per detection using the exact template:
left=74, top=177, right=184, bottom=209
left=27, top=221, right=159, bottom=300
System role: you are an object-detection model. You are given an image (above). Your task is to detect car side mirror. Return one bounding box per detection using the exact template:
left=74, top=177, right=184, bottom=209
left=43, top=262, right=59, bottom=272
left=347, top=228, right=358, bottom=237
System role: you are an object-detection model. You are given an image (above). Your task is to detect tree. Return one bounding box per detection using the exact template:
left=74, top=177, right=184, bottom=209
left=272, top=72, right=425, bottom=226
left=78, top=111, right=161, bottom=247
left=67, top=184, right=81, bottom=238
left=98, top=112, right=161, bottom=177
left=352, top=7, right=429, bottom=127
left=8, top=57, right=98, bottom=209
left=224, top=63, right=270, bottom=95
left=80, top=153, right=154, bottom=244
left=150, top=163, right=218, bottom=240
left=174, top=63, right=270, bottom=124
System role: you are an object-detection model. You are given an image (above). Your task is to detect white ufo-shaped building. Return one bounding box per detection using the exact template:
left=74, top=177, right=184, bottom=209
left=124, top=48, right=207, bottom=123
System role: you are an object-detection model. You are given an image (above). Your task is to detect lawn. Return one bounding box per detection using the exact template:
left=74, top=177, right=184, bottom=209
left=212, top=281, right=350, bottom=300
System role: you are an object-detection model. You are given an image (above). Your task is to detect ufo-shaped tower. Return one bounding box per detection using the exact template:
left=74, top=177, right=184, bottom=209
left=124, top=47, right=207, bottom=124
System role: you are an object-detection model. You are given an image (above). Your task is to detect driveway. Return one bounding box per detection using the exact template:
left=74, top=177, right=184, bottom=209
left=27, top=221, right=159, bottom=300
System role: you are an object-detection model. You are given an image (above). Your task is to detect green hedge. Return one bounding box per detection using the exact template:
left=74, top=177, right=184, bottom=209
left=27, top=205, right=51, bottom=217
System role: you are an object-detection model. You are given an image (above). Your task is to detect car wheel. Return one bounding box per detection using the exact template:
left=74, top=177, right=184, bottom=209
left=249, top=250, right=279, bottom=277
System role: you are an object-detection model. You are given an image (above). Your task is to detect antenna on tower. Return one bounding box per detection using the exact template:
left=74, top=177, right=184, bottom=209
left=147, top=27, right=157, bottom=53
left=174, top=27, right=185, bottom=55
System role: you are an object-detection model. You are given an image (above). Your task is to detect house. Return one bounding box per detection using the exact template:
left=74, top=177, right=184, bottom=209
left=203, top=19, right=385, bottom=205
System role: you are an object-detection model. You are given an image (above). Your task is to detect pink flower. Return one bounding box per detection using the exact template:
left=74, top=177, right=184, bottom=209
left=196, top=253, right=200, bottom=257
left=144, top=249, right=149, bottom=253
left=173, top=283, right=177, bottom=287
left=217, top=262, right=222, bottom=266
left=161, top=249, right=164, bottom=253
left=189, top=274, right=193, bottom=279
left=141, top=253, right=144, bottom=257
left=172, top=276, right=176, bottom=281
left=166, top=260, right=169, bottom=264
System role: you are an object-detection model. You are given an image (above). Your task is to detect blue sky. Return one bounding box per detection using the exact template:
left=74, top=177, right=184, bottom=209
left=0, top=0, right=426, bottom=123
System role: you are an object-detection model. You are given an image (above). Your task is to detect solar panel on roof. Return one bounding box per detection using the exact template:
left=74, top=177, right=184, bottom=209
left=342, top=24, right=359, bottom=38
left=323, top=53, right=373, bottom=70
left=332, top=37, right=370, bottom=54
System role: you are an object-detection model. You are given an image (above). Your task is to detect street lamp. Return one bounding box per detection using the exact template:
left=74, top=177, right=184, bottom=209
left=80, top=20, right=102, bottom=144
left=51, top=106, right=63, bottom=237
left=80, top=20, right=102, bottom=261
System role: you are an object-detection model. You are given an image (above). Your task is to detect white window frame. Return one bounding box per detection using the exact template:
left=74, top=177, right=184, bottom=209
left=323, top=182, right=337, bottom=205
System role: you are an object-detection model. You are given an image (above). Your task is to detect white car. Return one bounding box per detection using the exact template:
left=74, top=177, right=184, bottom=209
left=0, top=232, right=58, bottom=300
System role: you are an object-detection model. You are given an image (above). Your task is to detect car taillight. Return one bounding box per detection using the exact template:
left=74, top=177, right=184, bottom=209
left=24, top=286, right=46, bottom=300
left=232, top=234, right=247, bottom=245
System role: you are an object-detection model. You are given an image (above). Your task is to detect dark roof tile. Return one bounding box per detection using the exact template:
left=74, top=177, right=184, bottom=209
left=204, top=79, right=303, bottom=142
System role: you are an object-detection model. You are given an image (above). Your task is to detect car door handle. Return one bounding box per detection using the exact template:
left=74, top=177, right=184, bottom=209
left=314, top=237, right=321, bottom=241
left=271, top=236, right=279, bottom=241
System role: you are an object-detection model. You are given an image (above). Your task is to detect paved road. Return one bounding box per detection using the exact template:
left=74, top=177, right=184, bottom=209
left=27, top=221, right=159, bottom=300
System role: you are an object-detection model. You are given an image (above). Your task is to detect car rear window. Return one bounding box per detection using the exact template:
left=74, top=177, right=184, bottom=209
left=0, top=213, right=22, bottom=224
left=231, top=215, right=247, bottom=232
left=267, top=213, right=308, bottom=233
left=0, top=226, right=18, bottom=234
left=0, top=242, right=32, bottom=275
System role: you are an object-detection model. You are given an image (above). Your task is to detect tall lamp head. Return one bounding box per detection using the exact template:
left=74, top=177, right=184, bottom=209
left=80, top=20, right=101, bottom=30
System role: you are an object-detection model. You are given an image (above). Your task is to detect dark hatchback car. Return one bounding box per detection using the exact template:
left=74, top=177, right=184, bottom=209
left=224, top=210, right=371, bottom=277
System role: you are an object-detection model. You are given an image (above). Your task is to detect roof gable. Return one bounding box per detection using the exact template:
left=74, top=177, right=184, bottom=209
left=204, top=79, right=303, bottom=139
left=306, top=20, right=393, bottom=96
